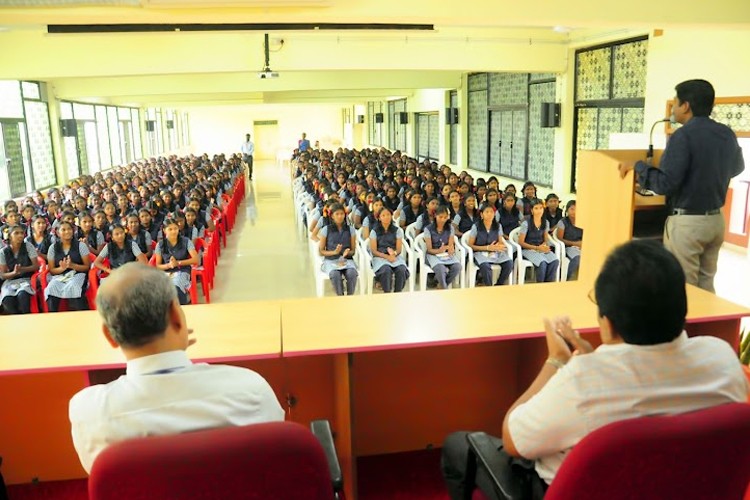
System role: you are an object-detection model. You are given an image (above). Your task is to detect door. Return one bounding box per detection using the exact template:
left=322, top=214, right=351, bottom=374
left=0, top=121, right=28, bottom=198
left=489, top=111, right=502, bottom=174
left=253, top=121, right=279, bottom=160
left=511, top=110, right=528, bottom=179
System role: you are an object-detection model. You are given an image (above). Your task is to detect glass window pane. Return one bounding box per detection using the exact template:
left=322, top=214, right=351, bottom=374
left=613, top=40, right=648, bottom=99
left=576, top=47, right=611, bottom=101
left=95, top=105, right=112, bottom=170
left=0, top=81, right=24, bottom=118
left=21, top=81, right=41, bottom=100
left=60, top=101, right=74, bottom=120
left=24, top=100, right=57, bottom=189
left=73, top=102, right=95, bottom=121
left=108, top=106, right=122, bottom=166
left=131, top=108, right=142, bottom=159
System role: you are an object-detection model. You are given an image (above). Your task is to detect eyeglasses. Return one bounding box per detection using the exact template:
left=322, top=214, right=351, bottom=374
left=587, top=288, right=597, bottom=305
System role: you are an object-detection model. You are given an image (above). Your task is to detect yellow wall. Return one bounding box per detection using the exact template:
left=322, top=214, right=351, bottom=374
left=184, top=103, right=345, bottom=157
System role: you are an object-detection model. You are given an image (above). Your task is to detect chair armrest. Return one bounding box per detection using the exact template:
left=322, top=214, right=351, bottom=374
left=310, top=420, right=344, bottom=493
left=466, top=432, right=522, bottom=500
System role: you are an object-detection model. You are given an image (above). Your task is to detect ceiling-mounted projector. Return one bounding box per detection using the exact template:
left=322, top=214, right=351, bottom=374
left=258, top=69, right=279, bottom=79
left=258, top=33, right=279, bottom=79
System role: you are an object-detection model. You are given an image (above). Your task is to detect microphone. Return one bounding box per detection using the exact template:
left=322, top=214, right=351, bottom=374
left=648, top=118, right=671, bottom=160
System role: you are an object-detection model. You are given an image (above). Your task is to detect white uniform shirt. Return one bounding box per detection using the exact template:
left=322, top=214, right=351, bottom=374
left=508, top=332, right=748, bottom=485
left=241, top=140, right=255, bottom=156
left=69, top=350, right=285, bottom=473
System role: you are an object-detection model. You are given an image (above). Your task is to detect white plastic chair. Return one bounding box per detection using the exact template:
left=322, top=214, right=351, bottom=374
left=508, top=227, right=535, bottom=285
left=361, top=238, right=414, bottom=294
left=413, top=233, right=465, bottom=291
left=313, top=245, right=364, bottom=298
left=548, top=231, right=570, bottom=282
left=460, top=232, right=514, bottom=287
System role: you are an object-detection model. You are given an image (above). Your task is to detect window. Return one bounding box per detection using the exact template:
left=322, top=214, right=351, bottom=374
left=571, top=37, right=648, bottom=191
left=389, top=98, right=407, bottom=152
left=415, top=112, right=440, bottom=162
left=449, top=90, right=458, bottom=165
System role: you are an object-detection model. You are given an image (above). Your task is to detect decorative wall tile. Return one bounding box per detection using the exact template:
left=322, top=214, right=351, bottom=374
left=528, top=82, right=556, bottom=186
left=500, top=111, right=513, bottom=177
left=468, top=73, right=488, bottom=92
left=417, top=114, right=429, bottom=159
left=711, top=103, right=750, bottom=133
left=1, top=123, right=27, bottom=196
left=24, top=100, right=56, bottom=189
left=530, top=72, right=556, bottom=82
left=613, top=40, right=648, bottom=99
left=622, top=107, right=645, bottom=133
left=511, top=110, right=527, bottom=179
left=489, top=111, right=502, bottom=174
left=489, top=73, right=528, bottom=107
left=468, top=90, right=488, bottom=171
left=576, top=47, right=611, bottom=101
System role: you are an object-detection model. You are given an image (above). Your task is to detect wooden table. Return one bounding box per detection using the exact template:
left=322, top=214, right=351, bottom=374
left=280, top=282, right=748, bottom=499
left=0, top=301, right=282, bottom=484
left=0, top=286, right=747, bottom=496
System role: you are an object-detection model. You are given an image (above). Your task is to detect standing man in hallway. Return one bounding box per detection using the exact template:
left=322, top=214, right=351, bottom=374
left=241, top=133, right=255, bottom=180
left=298, top=132, right=310, bottom=152
left=620, top=79, right=744, bottom=293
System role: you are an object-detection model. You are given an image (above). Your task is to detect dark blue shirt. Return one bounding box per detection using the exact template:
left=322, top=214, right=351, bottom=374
left=635, top=116, right=744, bottom=211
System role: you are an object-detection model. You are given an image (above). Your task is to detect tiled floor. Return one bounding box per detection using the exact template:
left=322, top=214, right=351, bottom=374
left=215, top=160, right=750, bottom=333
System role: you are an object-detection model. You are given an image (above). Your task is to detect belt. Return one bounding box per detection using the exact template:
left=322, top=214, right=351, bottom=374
left=671, top=208, right=721, bottom=216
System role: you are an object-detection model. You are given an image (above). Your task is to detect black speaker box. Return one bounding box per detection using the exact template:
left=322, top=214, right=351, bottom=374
left=398, top=111, right=409, bottom=124
left=60, top=119, right=77, bottom=137
left=166, top=120, right=175, bottom=129
left=540, top=102, right=561, bottom=128
left=375, top=113, right=384, bottom=123
left=357, top=115, right=365, bottom=124
left=445, top=108, right=459, bottom=125
left=146, top=120, right=156, bottom=132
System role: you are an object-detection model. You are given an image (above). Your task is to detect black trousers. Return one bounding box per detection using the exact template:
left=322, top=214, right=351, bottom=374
left=441, top=432, right=547, bottom=500
left=47, top=296, right=89, bottom=312
left=176, top=287, right=190, bottom=305
left=243, top=154, right=254, bottom=179
left=2, top=292, right=32, bottom=314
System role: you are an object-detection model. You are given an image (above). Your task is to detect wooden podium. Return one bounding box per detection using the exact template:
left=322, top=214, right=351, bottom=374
left=576, top=149, right=669, bottom=284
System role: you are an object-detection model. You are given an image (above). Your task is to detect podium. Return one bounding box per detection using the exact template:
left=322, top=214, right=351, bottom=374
left=576, top=149, right=669, bottom=284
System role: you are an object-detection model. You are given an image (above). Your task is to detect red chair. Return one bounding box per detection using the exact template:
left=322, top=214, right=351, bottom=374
left=468, top=403, right=750, bottom=500
left=88, top=258, right=110, bottom=305
left=211, top=207, right=226, bottom=249
left=88, top=421, right=345, bottom=500
left=203, top=230, right=219, bottom=269
left=27, top=270, right=40, bottom=314
left=39, top=266, right=96, bottom=312
left=190, top=238, right=212, bottom=304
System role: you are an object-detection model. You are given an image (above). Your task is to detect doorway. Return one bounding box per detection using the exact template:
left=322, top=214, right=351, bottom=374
left=488, top=108, right=527, bottom=179
left=253, top=120, right=279, bottom=160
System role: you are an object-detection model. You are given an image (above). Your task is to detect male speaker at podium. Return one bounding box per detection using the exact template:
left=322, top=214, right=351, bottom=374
left=620, top=79, right=744, bottom=293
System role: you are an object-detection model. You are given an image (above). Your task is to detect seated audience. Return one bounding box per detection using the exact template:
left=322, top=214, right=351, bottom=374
left=318, top=203, right=358, bottom=296
left=369, top=207, right=409, bottom=293
left=423, top=206, right=461, bottom=289
left=45, top=221, right=91, bottom=312
left=441, top=239, right=749, bottom=499
left=69, top=263, right=284, bottom=473
left=467, top=204, right=513, bottom=286
left=518, top=199, right=559, bottom=283
left=93, top=225, right=147, bottom=278
left=543, top=193, right=563, bottom=232
left=154, top=217, right=199, bottom=305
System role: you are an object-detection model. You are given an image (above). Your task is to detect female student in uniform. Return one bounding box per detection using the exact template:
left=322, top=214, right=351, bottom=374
left=93, top=225, right=146, bottom=277
left=318, top=203, right=359, bottom=296
left=556, top=200, right=583, bottom=281
left=453, top=194, right=479, bottom=238
left=423, top=205, right=461, bottom=289
left=414, top=196, right=439, bottom=233
left=45, top=221, right=91, bottom=312
left=126, top=213, right=153, bottom=257
left=485, top=188, right=502, bottom=212
left=361, top=197, right=384, bottom=240
left=0, top=225, right=40, bottom=314
left=26, top=215, right=54, bottom=263
left=78, top=213, right=105, bottom=257
left=369, top=206, right=410, bottom=293
left=498, top=193, right=522, bottom=238
left=138, top=207, right=160, bottom=242
left=518, top=198, right=559, bottom=283
left=467, top=204, right=513, bottom=286
left=154, top=217, right=200, bottom=305
left=447, top=190, right=463, bottom=219
left=517, top=181, right=537, bottom=216
left=543, top=193, right=563, bottom=233
left=399, top=190, right=424, bottom=229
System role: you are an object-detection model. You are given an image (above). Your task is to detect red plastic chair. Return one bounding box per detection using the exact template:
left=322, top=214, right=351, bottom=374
left=88, top=421, right=344, bottom=500
left=190, top=238, right=212, bottom=304
left=544, top=403, right=750, bottom=499
left=203, top=230, right=219, bottom=269
left=39, top=266, right=96, bottom=312
left=88, top=258, right=110, bottom=304
left=211, top=207, right=226, bottom=249
left=28, top=271, right=40, bottom=314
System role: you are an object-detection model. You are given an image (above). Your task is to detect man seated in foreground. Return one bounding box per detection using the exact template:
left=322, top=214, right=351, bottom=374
left=69, top=263, right=284, bottom=473
left=441, top=240, right=749, bottom=499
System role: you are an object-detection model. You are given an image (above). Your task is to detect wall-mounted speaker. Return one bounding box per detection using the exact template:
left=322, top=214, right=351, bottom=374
left=445, top=108, right=459, bottom=125
left=60, top=119, right=77, bottom=137
left=166, top=120, right=175, bottom=129
left=145, top=120, right=156, bottom=132
left=356, top=115, right=365, bottom=124
left=375, top=112, right=384, bottom=123
left=540, top=102, right=561, bottom=128
left=398, top=111, right=409, bottom=124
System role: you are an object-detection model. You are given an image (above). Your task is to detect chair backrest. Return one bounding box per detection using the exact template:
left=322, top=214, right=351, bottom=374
left=545, top=403, right=750, bottom=500
left=89, top=422, right=335, bottom=500
left=405, top=222, right=418, bottom=244
left=508, top=227, right=521, bottom=244
left=194, top=237, right=205, bottom=253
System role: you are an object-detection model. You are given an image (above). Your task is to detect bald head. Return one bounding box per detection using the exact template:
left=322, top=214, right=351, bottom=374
left=96, top=263, right=177, bottom=348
